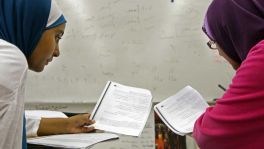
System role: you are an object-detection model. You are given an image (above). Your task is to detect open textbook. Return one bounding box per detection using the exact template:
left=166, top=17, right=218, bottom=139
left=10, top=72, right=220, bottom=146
left=90, top=81, right=153, bottom=136
left=154, top=86, right=209, bottom=136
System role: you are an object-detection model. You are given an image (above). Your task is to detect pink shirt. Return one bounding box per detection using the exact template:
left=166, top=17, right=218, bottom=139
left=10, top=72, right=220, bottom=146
left=193, top=40, right=264, bottom=149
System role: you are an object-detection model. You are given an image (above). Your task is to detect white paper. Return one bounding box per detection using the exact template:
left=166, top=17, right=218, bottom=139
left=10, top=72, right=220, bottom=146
left=90, top=81, right=152, bottom=136
left=27, top=133, right=119, bottom=149
left=154, top=86, right=209, bottom=135
left=25, top=110, right=68, bottom=118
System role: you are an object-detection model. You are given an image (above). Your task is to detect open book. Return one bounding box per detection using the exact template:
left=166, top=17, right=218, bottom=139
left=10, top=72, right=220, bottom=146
left=90, top=81, right=153, bottom=136
left=154, top=86, right=209, bottom=136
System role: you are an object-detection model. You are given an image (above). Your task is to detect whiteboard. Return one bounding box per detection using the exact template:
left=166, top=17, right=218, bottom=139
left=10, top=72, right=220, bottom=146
left=25, top=0, right=234, bottom=103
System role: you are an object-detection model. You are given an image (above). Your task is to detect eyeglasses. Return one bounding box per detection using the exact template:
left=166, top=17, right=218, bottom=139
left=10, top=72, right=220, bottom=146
left=202, top=26, right=218, bottom=50
left=207, top=40, right=217, bottom=50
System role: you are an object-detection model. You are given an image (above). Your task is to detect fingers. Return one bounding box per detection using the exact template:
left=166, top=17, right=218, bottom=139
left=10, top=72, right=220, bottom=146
left=84, top=119, right=96, bottom=125
left=80, top=113, right=96, bottom=125
left=79, top=114, right=96, bottom=133
left=81, top=113, right=91, bottom=118
left=81, top=126, right=95, bottom=133
left=67, top=113, right=96, bottom=133
left=71, top=125, right=95, bottom=134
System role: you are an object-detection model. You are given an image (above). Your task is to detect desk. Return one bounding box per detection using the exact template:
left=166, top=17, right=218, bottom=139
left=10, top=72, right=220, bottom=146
left=26, top=103, right=155, bottom=149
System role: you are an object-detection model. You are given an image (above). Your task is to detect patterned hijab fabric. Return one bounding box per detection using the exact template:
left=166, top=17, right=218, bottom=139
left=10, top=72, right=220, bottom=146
left=0, top=0, right=66, bottom=58
left=203, top=0, right=264, bottom=63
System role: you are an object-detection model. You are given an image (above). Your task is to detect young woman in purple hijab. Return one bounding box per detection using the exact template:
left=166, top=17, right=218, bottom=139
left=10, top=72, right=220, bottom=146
left=193, top=0, right=264, bottom=148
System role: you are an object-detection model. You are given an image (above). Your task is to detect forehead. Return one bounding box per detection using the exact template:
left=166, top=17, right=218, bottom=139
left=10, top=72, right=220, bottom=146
left=50, top=23, right=66, bottom=33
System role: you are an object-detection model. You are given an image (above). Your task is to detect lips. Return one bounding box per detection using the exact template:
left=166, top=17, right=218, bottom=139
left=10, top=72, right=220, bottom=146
left=46, top=58, right=53, bottom=65
left=47, top=57, right=53, bottom=62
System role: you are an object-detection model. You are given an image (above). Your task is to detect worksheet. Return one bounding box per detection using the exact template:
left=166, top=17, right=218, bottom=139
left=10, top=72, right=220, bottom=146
left=90, top=81, right=152, bottom=136
left=154, top=86, right=209, bottom=135
left=28, top=133, right=119, bottom=149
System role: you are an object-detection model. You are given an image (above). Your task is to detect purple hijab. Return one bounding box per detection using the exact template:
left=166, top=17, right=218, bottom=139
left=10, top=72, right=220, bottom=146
left=203, top=0, right=264, bottom=63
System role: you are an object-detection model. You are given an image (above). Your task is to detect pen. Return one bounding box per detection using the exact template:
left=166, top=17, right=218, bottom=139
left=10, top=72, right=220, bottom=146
left=218, top=84, right=226, bottom=91
left=211, top=85, right=226, bottom=103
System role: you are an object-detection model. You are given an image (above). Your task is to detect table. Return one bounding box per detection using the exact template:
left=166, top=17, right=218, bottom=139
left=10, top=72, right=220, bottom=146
left=26, top=103, right=155, bottom=149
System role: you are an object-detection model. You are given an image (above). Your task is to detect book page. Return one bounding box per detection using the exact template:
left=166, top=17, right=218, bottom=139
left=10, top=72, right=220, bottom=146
left=27, top=133, right=118, bottom=149
left=25, top=110, right=68, bottom=118
left=154, top=86, right=208, bottom=135
left=91, top=109, right=155, bottom=149
left=90, top=81, right=152, bottom=136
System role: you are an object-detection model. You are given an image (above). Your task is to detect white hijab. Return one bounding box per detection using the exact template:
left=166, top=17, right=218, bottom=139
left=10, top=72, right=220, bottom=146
left=46, top=0, right=63, bottom=28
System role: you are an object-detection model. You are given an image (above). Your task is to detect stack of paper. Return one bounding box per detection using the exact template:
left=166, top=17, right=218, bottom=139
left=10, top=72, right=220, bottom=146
left=26, top=111, right=119, bottom=148
left=25, top=110, right=68, bottom=118
left=28, top=133, right=119, bottom=149
left=27, top=81, right=153, bottom=148
left=154, top=86, right=209, bottom=136
left=90, top=81, right=153, bottom=136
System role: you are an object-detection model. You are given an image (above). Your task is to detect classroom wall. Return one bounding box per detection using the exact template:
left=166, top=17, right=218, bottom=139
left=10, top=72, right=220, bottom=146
left=25, top=0, right=234, bottom=103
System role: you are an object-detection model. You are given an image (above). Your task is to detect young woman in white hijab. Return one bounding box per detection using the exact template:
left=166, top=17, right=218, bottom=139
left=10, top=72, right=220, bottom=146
left=0, top=0, right=95, bottom=148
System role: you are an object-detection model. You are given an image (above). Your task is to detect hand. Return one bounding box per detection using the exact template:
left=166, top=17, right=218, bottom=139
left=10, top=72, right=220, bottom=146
left=207, top=100, right=216, bottom=106
left=37, top=113, right=96, bottom=136
left=65, top=113, right=95, bottom=134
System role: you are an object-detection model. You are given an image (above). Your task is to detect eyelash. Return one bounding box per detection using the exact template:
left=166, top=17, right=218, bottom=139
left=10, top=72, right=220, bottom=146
left=56, top=35, right=62, bottom=42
